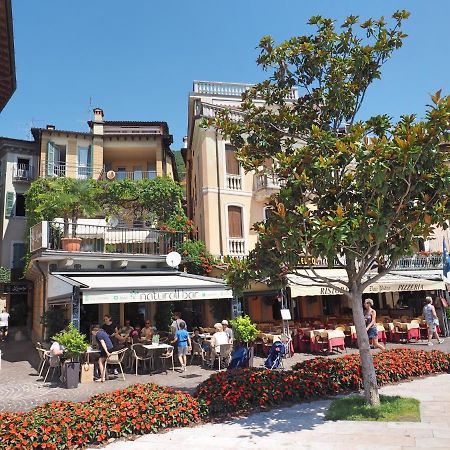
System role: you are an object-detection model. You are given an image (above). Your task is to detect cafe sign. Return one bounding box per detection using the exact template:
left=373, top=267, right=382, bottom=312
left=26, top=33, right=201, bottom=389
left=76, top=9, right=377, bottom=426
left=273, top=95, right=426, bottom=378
left=82, top=288, right=233, bottom=305
left=30, top=221, right=48, bottom=253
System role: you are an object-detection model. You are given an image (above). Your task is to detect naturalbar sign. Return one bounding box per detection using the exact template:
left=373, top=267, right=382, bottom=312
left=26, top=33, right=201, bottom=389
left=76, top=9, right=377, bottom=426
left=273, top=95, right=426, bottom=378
left=82, top=288, right=232, bottom=304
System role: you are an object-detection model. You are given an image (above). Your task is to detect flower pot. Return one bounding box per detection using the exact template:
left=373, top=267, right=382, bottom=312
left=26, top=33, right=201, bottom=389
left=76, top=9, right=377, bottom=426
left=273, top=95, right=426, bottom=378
left=61, top=237, right=82, bottom=252
left=64, top=361, right=80, bottom=389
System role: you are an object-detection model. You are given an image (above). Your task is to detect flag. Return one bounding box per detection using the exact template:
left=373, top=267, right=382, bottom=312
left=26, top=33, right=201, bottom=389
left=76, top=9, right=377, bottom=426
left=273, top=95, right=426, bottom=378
left=442, top=240, right=450, bottom=283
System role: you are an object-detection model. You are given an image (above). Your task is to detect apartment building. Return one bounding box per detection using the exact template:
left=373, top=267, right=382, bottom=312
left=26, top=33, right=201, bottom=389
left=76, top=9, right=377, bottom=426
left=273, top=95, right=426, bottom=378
left=0, top=137, right=38, bottom=331
left=185, top=81, right=448, bottom=324
left=0, top=0, right=15, bottom=113
left=26, top=109, right=231, bottom=341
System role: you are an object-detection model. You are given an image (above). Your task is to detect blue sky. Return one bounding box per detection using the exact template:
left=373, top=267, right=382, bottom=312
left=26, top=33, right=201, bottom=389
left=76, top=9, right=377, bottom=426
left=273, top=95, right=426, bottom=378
left=1, top=0, right=449, bottom=149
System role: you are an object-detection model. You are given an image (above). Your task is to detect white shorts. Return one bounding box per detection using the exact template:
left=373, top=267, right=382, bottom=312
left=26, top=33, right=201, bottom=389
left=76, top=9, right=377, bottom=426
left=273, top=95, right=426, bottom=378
left=427, top=321, right=437, bottom=333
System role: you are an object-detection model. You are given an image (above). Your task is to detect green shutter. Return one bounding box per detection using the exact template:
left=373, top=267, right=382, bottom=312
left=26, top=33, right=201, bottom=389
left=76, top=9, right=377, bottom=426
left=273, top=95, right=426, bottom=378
left=5, top=192, right=14, bottom=217
left=87, top=144, right=93, bottom=178
left=47, top=141, right=56, bottom=176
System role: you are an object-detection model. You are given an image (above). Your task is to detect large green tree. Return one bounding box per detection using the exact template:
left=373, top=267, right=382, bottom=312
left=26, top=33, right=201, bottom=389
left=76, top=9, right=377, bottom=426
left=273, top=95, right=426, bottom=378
left=211, top=11, right=450, bottom=405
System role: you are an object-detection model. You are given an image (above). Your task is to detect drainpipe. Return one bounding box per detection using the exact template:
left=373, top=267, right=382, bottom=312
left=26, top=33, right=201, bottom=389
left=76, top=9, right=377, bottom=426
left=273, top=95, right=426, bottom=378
left=215, top=130, right=224, bottom=257
left=36, top=260, right=47, bottom=341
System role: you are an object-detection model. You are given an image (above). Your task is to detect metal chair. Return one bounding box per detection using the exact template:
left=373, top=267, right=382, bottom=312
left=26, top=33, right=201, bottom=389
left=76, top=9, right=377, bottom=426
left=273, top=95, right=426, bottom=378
left=216, top=343, right=233, bottom=370
left=105, top=348, right=128, bottom=380
left=190, top=341, right=207, bottom=366
left=159, top=346, right=175, bottom=373
left=36, top=347, right=49, bottom=378
left=130, top=344, right=153, bottom=375
left=43, top=354, right=61, bottom=383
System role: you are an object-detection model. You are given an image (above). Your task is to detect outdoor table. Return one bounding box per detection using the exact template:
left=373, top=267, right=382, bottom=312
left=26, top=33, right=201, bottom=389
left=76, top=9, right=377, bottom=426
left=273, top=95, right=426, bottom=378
left=142, top=343, right=173, bottom=371
left=346, top=325, right=387, bottom=345
left=85, top=348, right=100, bottom=364
left=311, top=329, right=345, bottom=353
left=390, top=322, right=420, bottom=342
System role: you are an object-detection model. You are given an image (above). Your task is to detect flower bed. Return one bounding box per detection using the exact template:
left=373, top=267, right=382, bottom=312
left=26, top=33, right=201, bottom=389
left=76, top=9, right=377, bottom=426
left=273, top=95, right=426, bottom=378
left=0, top=383, right=206, bottom=449
left=195, top=349, right=450, bottom=416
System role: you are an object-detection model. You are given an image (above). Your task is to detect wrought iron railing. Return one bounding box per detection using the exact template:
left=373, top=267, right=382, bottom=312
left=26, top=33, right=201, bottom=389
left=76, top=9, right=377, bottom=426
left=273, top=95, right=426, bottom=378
left=254, top=173, right=284, bottom=191
left=12, top=163, right=35, bottom=181
left=41, top=221, right=185, bottom=255
left=393, top=255, right=443, bottom=270
left=100, top=170, right=157, bottom=181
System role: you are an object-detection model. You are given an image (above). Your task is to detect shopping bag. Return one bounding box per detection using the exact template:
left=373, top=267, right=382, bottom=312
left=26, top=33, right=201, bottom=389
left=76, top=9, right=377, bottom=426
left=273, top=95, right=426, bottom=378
left=80, top=363, right=94, bottom=383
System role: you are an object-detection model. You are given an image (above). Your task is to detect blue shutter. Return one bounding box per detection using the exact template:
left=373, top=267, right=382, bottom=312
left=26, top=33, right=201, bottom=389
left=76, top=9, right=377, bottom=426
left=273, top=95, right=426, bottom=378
left=5, top=192, right=14, bottom=217
left=47, top=141, right=56, bottom=176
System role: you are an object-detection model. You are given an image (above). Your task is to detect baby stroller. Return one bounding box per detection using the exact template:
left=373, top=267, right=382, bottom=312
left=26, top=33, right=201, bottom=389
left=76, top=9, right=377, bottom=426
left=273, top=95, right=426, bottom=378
left=228, top=346, right=249, bottom=369
left=264, top=340, right=285, bottom=369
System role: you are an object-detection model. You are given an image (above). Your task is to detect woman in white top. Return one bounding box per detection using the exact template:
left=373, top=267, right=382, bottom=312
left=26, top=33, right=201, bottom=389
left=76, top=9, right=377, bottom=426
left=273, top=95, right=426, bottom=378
left=210, top=323, right=229, bottom=365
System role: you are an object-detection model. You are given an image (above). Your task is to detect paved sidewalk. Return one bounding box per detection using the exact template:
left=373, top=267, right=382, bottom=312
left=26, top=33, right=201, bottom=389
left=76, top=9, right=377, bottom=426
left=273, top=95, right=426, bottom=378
left=89, top=374, right=450, bottom=450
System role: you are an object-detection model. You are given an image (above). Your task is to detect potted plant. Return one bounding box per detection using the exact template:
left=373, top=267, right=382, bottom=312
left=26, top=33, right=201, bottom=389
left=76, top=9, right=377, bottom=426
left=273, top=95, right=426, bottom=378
left=230, top=315, right=260, bottom=367
left=51, top=323, right=89, bottom=389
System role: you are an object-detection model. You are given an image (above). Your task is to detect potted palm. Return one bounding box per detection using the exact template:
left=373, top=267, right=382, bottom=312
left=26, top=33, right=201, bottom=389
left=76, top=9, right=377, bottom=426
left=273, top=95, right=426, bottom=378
left=52, top=323, right=89, bottom=389
left=230, top=315, right=259, bottom=367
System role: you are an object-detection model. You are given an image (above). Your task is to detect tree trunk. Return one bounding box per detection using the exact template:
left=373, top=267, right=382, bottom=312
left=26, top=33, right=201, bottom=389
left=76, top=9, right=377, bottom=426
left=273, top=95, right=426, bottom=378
left=349, top=290, right=380, bottom=406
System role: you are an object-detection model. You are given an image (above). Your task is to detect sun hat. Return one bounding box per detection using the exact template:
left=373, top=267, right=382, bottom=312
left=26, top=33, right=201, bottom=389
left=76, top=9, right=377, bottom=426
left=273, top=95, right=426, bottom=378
left=221, top=320, right=228, bottom=325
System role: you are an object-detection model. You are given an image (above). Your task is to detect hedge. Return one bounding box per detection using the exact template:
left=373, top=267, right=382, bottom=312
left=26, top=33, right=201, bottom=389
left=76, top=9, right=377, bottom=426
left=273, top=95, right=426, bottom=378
left=195, top=348, right=450, bottom=416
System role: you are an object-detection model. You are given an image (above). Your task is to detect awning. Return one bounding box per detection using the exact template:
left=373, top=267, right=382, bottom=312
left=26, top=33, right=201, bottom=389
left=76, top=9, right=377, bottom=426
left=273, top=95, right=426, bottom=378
left=52, top=272, right=233, bottom=305
left=287, top=269, right=446, bottom=297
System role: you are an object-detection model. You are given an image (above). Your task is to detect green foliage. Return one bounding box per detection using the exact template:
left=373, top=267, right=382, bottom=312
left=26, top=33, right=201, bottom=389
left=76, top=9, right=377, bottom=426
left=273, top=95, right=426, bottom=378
left=26, top=177, right=102, bottom=237
left=41, top=306, right=67, bottom=339
left=175, top=239, right=217, bottom=275
left=52, top=323, right=89, bottom=359
left=0, top=266, right=11, bottom=283
left=154, top=302, right=174, bottom=332
left=164, top=213, right=196, bottom=234
left=326, top=395, right=420, bottom=422
left=230, top=315, right=259, bottom=344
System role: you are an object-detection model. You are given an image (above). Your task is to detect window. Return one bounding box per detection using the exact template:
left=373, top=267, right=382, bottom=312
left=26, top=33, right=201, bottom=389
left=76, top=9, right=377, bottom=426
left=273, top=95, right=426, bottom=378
left=116, top=167, right=126, bottom=180
left=225, top=145, right=239, bottom=175
left=227, top=205, right=243, bottom=238
left=15, top=194, right=26, bottom=217
left=16, top=158, right=31, bottom=179
left=77, top=146, right=92, bottom=179
left=47, top=142, right=66, bottom=176
left=12, top=242, right=26, bottom=269
left=133, top=166, right=142, bottom=180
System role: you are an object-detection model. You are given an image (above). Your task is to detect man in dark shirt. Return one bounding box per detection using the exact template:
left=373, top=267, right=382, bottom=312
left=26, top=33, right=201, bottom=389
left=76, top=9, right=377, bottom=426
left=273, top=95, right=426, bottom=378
left=92, top=324, right=114, bottom=382
left=101, top=315, right=117, bottom=337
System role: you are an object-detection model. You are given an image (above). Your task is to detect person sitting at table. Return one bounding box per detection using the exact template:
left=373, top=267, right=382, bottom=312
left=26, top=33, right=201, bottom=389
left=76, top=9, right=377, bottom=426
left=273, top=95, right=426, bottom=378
left=114, top=319, right=133, bottom=345
left=130, top=325, right=142, bottom=344
left=364, top=299, right=385, bottom=351
left=172, top=320, right=191, bottom=372
left=222, top=319, right=234, bottom=343
left=209, top=323, right=229, bottom=367
left=91, top=324, right=114, bottom=382
left=192, top=328, right=203, bottom=345
left=140, top=320, right=153, bottom=341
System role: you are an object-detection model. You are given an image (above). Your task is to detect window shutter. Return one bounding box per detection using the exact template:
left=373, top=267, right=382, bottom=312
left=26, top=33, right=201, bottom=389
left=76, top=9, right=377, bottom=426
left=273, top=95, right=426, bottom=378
left=87, top=145, right=93, bottom=178
left=47, top=141, right=56, bottom=176
left=225, top=145, right=240, bottom=175
left=228, top=206, right=243, bottom=237
left=5, top=192, right=14, bottom=218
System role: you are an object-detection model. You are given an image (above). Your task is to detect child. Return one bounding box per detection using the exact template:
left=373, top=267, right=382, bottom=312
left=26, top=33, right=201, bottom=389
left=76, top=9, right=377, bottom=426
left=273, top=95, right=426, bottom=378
left=172, top=320, right=191, bottom=372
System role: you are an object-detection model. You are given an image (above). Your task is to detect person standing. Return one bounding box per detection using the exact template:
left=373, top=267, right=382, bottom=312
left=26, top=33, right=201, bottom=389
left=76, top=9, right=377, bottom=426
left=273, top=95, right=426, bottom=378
left=170, top=312, right=184, bottom=333
left=364, top=299, right=385, bottom=351
left=0, top=308, right=10, bottom=341
left=91, top=325, right=114, bottom=382
left=222, top=319, right=234, bottom=343
left=423, top=296, right=444, bottom=346
left=172, top=320, right=191, bottom=372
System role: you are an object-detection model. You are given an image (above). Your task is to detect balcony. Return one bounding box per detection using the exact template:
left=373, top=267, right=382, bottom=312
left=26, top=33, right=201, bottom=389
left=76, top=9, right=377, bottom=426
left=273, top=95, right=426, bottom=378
left=254, top=173, right=284, bottom=201
left=226, top=174, right=242, bottom=190
left=193, top=80, right=298, bottom=100
left=100, top=170, right=157, bottom=181
left=12, top=163, right=35, bottom=182
left=30, top=221, right=184, bottom=256
left=228, top=238, right=246, bottom=256
left=393, top=255, right=443, bottom=271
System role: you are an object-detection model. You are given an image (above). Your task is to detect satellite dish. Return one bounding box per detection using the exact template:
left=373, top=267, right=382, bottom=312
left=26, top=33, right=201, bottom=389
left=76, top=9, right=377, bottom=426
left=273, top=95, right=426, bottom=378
left=106, top=170, right=116, bottom=180
left=166, top=251, right=181, bottom=268
left=107, top=216, right=119, bottom=228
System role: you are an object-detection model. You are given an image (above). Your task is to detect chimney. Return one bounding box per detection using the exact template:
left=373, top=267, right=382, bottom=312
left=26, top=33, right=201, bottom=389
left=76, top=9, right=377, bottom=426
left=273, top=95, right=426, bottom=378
left=46, top=124, right=55, bottom=130
left=92, top=107, right=104, bottom=135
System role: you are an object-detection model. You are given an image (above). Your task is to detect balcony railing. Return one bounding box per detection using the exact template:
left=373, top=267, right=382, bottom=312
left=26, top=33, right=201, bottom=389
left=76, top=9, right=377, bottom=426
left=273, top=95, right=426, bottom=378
left=13, top=163, right=35, bottom=181
left=393, top=255, right=443, bottom=270
left=193, top=80, right=298, bottom=100
left=31, top=221, right=184, bottom=256
left=226, top=174, right=242, bottom=190
left=228, top=238, right=246, bottom=256
left=100, top=170, right=157, bottom=181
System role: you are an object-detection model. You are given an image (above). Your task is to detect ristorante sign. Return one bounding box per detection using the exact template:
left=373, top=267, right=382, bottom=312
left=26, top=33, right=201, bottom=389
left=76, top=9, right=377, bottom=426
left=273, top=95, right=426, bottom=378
left=82, top=288, right=232, bottom=304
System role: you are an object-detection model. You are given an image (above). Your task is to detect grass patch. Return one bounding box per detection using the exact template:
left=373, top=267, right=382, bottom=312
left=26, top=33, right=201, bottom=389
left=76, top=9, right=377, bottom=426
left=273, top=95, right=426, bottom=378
left=326, top=395, right=420, bottom=422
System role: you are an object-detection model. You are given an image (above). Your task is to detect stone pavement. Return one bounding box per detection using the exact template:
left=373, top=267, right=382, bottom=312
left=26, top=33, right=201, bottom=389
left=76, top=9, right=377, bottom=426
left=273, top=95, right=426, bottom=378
left=88, top=374, right=450, bottom=450
left=1, top=338, right=450, bottom=413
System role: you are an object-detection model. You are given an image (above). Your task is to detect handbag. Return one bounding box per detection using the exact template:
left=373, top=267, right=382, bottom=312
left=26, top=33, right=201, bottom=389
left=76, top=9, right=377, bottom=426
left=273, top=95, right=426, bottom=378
left=433, top=318, right=440, bottom=326
left=80, top=363, right=94, bottom=383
